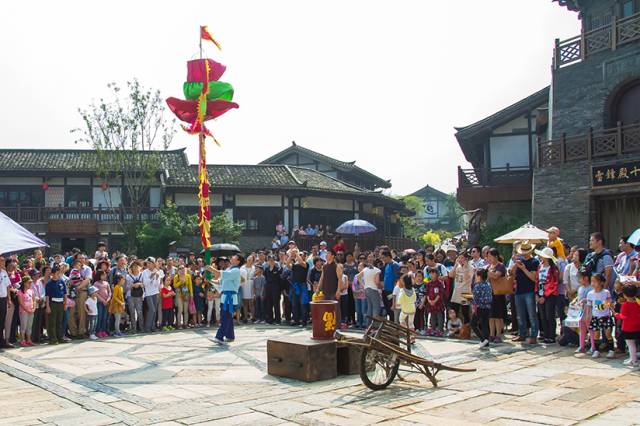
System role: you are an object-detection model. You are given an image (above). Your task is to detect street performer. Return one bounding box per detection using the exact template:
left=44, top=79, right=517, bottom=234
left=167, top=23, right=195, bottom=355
left=209, top=254, right=243, bottom=346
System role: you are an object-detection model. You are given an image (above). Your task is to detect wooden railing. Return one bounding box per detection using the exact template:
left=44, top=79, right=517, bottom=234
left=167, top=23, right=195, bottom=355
left=458, top=165, right=532, bottom=188
left=555, top=12, right=640, bottom=69
left=293, top=234, right=419, bottom=252
left=537, top=122, right=640, bottom=167
left=0, top=206, right=160, bottom=223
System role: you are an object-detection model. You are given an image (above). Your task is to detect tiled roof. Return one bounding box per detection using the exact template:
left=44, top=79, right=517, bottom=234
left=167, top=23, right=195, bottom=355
left=0, top=148, right=190, bottom=178
left=259, top=142, right=391, bottom=189
left=553, top=0, right=580, bottom=12
left=171, top=164, right=391, bottom=197
left=454, top=86, right=549, bottom=141
left=0, top=148, right=403, bottom=208
left=409, top=184, right=449, bottom=200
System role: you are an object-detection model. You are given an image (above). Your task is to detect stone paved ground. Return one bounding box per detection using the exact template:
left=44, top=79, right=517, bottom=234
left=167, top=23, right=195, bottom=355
left=0, top=325, right=639, bottom=425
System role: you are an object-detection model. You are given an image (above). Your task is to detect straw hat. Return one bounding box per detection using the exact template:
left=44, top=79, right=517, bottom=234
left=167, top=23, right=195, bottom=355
left=535, top=247, right=557, bottom=263
left=516, top=241, right=535, bottom=255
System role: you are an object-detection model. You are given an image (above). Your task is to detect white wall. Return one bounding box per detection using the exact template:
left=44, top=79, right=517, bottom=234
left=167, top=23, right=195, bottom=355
left=489, top=134, right=529, bottom=168
left=303, top=196, right=352, bottom=211
left=149, top=187, right=161, bottom=208
left=174, top=192, right=222, bottom=207
left=0, top=177, right=42, bottom=185
left=235, top=194, right=281, bottom=207
left=67, top=177, right=91, bottom=185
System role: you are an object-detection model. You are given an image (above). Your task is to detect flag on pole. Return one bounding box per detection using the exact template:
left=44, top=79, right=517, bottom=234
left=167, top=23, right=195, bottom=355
left=200, top=25, right=222, bottom=50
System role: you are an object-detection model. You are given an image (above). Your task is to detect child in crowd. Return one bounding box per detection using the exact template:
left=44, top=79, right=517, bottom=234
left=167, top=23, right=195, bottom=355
left=586, top=273, right=614, bottom=358
left=413, top=271, right=426, bottom=334
left=471, top=268, right=492, bottom=349
left=161, top=276, right=175, bottom=331
left=206, top=276, right=220, bottom=327
left=193, top=275, right=205, bottom=327
left=340, top=273, right=349, bottom=329
left=93, top=270, right=112, bottom=337
left=392, top=278, right=402, bottom=324
left=574, top=269, right=593, bottom=353
left=397, top=274, right=416, bottom=343
left=447, top=308, right=462, bottom=338
left=109, top=274, right=126, bottom=337
left=615, top=284, right=640, bottom=367
left=352, top=263, right=367, bottom=329
left=85, top=287, right=98, bottom=340
left=425, top=267, right=446, bottom=337
left=18, top=276, right=35, bottom=347
left=253, top=266, right=266, bottom=324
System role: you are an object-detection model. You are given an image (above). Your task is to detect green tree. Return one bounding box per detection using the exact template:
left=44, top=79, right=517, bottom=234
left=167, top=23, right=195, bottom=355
left=443, top=193, right=464, bottom=232
left=136, top=202, right=198, bottom=257
left=210, top=213, right=243, bottom=245
left=73, top=79, right=176, bottom=252
left=397, top=195, right=426, bottom=239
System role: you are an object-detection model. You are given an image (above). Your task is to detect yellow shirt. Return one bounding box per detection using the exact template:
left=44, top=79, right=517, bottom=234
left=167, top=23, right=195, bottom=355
left=108, top=284, right=125, bottom=314
left=548, top=238, right=566, bottom=260
left=173, top=274, right=193, bottom=298
left=398, top=290, right=416, bottom=314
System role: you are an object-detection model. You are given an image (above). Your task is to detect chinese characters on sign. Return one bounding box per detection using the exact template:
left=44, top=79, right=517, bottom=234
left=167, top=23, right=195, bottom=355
left=592, top=161, right=640, bottom=188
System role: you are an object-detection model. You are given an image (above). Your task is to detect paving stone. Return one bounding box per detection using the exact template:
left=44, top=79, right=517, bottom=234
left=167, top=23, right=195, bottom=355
left=478, top=382, right=541, bottom=396
left=253, top=400, right=322, bottom=418
left=192, top=413, right=282, bottom=426
left=475, top=407, right=577, bottom=425
left=298, top=407, right=384, bottom=425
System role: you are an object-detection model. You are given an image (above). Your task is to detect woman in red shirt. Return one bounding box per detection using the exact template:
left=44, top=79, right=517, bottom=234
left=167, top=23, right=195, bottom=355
left=534, top=247, right=559, bottom=344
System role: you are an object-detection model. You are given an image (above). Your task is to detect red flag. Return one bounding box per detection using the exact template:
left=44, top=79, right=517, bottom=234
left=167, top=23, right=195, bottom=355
left=200, top=26, right=222, bottom=50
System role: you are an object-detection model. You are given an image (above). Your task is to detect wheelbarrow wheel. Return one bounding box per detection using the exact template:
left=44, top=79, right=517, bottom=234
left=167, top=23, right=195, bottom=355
left=359, top=346, right=399, bottom=390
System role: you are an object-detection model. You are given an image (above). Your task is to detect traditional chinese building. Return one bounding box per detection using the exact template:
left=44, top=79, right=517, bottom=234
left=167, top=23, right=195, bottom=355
left=534, top=0, right=640, bottom=246
left=0, top=148, right=407, bottom=253
left=408, top=185, right=458, bottom=230
left=455, top=88, right=549, bottom=224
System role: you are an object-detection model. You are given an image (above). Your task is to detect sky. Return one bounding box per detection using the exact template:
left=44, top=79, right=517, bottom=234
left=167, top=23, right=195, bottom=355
left=0, top=1, right=580, bottom=195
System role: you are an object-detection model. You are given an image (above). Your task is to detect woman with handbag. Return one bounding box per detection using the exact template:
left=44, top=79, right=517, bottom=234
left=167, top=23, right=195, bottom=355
left=487, top=248, right=509, bottom=343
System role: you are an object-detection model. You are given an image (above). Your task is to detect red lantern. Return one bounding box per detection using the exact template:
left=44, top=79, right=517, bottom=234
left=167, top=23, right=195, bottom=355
left=41, top=182, right=49, bottom=191
left=100, top=182, right=108, bottom=190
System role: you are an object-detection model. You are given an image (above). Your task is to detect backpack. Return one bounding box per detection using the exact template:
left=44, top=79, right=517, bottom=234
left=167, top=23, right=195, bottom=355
left=582, top=249, right=609, bottom=276
left=129, top=273, right=144, bottom=297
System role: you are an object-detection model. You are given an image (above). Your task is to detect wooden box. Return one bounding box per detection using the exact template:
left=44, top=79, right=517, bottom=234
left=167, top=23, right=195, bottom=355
left=267, top=336, right=337, bottom=382
left=337, top=342, right=362, bottom=375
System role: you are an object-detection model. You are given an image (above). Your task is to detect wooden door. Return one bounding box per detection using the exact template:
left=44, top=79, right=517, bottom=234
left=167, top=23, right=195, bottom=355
left=597, top=195, right=640, bottom=248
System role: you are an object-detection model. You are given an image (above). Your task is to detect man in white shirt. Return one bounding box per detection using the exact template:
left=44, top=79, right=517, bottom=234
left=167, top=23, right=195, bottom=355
left=0, top=257, right=11, bottom=348
left=142, top=257, right=164, bottom=332
left=357, top=258, right=381, bottom=326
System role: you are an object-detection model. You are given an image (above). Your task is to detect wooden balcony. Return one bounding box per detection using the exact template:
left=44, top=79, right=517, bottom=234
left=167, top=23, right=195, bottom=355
left=554, top=12, right=640, bottom=69
left=0, top=206, right=160, bottom=224
left=457, top=166, right=532, bottom=209
left=537, top=122, right=640, bottom=167
left=458, top=166, right=532, bottom=188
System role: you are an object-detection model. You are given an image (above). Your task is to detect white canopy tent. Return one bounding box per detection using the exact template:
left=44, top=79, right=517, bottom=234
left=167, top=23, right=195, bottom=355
left=0, top=211, right=48, bottom=254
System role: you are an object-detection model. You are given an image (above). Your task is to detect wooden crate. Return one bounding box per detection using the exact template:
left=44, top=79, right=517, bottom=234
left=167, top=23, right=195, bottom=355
left=267, top=336, right=337, bottom=382
left=337, top=342, right=362, bottom=375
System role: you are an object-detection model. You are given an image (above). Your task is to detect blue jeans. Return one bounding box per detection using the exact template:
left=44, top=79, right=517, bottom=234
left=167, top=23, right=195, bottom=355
left=515, top=292, right=538, bottom=338
left=289, top=282, right=309, bottom=324
left=97, top=303, right=108, bottom=333
left=355, top=298, right=367, bottom=327
left=87, top=315, right=97, bottom=336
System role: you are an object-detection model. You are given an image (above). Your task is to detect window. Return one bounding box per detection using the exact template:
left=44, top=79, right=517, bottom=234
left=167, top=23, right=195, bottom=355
left=623, top=1, right=635, bottom=18
left=0, top=188, right=44, bottom=207
left=65, top=187, right=91, bottom=208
